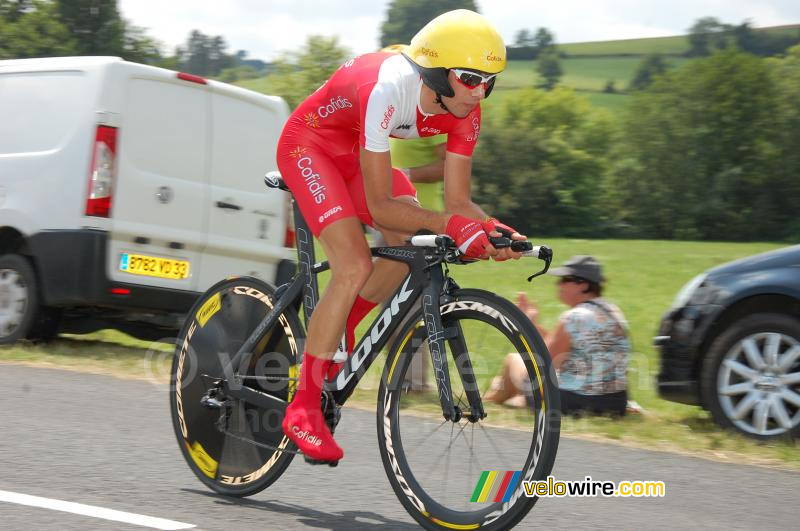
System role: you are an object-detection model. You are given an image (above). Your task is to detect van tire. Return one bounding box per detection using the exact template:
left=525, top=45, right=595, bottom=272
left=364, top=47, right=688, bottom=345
left=27, top=306, right=62, bottom=342
left=0, top=254, right=41, bottom=344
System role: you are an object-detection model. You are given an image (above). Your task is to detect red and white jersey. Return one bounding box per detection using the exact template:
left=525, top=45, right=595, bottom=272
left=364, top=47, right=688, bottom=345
left=284, top=52, right=481, bottom=161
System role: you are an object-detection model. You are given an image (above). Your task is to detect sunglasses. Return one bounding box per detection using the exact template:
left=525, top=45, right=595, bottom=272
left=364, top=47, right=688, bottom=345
left=451, top=68, right=498, bottom=89
left=559, top=276, right=587, bottom=284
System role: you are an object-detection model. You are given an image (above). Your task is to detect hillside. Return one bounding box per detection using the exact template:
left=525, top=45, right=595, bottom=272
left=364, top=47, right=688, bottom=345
left=557, top=24, right=800, bottom=56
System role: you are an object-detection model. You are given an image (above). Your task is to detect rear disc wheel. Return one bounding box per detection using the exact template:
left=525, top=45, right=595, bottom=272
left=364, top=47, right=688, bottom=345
left=170, top=277, right=304, bottom=496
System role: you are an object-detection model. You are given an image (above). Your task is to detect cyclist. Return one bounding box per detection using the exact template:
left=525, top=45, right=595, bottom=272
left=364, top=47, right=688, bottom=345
left=276, top=9, right=525, bottom=464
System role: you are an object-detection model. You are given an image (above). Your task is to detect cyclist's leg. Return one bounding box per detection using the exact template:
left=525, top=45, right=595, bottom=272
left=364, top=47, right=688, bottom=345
left=276, top=139, right=374, bottom=357
left=312, top=218, right=374, bottom=356
left=348, top=167, right=419, bottom=305
left=320, top=168, right=419, bottom=371
left=277, top=141, right=374, bottom=462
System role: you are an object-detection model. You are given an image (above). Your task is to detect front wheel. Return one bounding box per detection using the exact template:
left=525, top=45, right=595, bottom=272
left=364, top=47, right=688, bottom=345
left=170, top=276, right=305, bottom=496
left=377, top=289, right=561, bottom=531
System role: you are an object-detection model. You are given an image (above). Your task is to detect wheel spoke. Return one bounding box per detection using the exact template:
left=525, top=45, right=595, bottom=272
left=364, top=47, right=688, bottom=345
left=778, top=388, right=800, bottom=408
left=401, top=418, right=449, bottom=458
left=770, top=398, right=794, bottom=430
left=764, top=333, right=782, bottom=369
left=719, top=381, right=754, bottom=396
left=753, top=399, right=770, bottom=434
left=724, top=359, right=760, bottom=381
left=777, top=346, right=800, bottom=374
left=741, top=338, right=766, bottom=370
left=731, top=391, right=760, bottom=420
left=427, top=420, right=468, bottom=469
left=779, top=371, right=800, bottom=386
left=477, top=421, right=516, bottom=464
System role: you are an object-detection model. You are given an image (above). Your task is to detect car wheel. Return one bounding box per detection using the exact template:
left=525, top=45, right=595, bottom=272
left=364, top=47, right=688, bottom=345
left=702, top=313, right=800, bottom=439
left=0, top=254, right=40, bottom=345
left=27, top=305, right=62, bottom=342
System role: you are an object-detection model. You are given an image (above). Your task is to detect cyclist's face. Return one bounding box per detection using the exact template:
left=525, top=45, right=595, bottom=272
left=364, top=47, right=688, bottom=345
left=442, top=70, right=487, bottom=118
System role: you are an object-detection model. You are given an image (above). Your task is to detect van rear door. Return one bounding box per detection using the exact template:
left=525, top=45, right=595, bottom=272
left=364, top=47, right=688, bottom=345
left=195, top=88, right=291, bottom=290
left=108, top=75, right=209, bottom=292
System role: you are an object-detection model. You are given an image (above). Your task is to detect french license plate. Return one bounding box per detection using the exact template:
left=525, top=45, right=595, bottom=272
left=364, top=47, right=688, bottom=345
left=119, top=253, right=190, bottom=280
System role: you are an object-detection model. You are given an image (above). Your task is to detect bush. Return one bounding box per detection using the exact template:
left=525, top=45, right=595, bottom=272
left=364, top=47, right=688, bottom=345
left=473, top=87, right=618, bottom=237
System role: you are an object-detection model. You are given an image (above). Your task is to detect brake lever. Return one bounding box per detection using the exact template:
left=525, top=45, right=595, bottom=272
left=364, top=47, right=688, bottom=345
left=527, top=245, right=553, bottom=282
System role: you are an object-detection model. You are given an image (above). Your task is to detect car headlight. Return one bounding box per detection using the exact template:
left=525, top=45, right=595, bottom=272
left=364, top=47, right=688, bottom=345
left=671, top=273, right=707, bottom=309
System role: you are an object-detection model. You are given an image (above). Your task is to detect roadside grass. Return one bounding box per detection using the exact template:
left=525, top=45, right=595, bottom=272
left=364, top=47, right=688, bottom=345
left=0, top=329, right=173, bottom=382
left=3, top=238, right=798, bottom=468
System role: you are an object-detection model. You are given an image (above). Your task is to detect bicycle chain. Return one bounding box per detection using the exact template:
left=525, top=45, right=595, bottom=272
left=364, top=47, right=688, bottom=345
left=221, top=428, right=304, bottom=456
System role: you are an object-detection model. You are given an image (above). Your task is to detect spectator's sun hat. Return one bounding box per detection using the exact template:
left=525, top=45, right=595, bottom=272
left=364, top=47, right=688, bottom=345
left=547, top=255, right=605, bottom=284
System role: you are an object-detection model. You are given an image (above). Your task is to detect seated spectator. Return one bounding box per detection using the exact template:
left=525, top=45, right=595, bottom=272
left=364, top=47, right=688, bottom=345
left=484, top=255, right=638, bottom=416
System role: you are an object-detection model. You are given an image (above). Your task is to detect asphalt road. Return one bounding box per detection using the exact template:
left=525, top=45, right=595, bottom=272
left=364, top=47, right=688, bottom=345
left=0, top=364, right=797, bottom=530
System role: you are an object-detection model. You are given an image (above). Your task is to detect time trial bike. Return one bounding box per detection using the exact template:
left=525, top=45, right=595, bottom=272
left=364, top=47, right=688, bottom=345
left=170, top=172, right=561, bottom=530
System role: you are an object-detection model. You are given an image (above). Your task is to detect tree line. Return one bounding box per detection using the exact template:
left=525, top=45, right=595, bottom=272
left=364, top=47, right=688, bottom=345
left=687, top=17, right=800, bottom=57
left=0, top=0, right=266, bottom=79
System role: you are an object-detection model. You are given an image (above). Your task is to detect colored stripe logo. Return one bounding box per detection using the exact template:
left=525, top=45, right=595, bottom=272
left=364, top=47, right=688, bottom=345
left=470, top=471, right=521, bottom=503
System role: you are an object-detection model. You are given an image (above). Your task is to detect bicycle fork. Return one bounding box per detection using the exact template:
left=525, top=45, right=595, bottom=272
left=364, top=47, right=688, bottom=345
left=422, top=267, right=486, bottom=423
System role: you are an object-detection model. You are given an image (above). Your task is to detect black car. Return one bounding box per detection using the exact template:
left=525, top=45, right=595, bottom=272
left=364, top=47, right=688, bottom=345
left=656, top=245, right=800, bottom=439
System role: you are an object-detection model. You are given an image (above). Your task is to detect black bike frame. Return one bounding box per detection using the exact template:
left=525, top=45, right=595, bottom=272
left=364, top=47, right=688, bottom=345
left=220, top=196, right=469, bottom=421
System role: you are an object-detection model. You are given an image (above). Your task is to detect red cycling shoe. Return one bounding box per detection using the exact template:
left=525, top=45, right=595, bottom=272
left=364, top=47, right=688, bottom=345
left=282, top=400, right=343, bottom=464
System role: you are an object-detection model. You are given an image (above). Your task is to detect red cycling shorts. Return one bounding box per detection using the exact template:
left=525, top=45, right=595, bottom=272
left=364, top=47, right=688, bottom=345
left=276, top=140, right=417, bottom=237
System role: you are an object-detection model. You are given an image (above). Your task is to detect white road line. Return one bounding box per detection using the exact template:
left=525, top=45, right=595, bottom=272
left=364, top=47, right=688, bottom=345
left=0, top=490, right=195, bottom=530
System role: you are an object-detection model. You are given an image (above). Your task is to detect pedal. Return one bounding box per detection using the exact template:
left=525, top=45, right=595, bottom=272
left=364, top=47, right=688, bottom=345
left=304, top=456, right=339, bottom=467
left=200, top=391, right=228, bottom=409
left=320, top=390, right=341, bottom=433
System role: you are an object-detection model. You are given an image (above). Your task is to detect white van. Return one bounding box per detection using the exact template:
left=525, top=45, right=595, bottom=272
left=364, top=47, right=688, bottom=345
left=0, top=56, right=296, bottom=343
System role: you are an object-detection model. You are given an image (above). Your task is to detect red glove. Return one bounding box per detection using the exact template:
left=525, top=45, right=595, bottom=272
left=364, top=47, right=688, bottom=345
left=446, top=215, right=490, bottom=259
left=481, top=217, right=520, bottom=238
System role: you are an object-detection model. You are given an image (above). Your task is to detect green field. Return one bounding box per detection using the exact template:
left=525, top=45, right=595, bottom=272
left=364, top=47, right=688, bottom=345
left=557, top=25, right=800, bottom=56
left=487, top=56, right=690, bottom=112
left=3, top=238, right=798, bottom=467
left=559, top=35, right=690, bottom=56
left=500, top=55, right=688, bottom=91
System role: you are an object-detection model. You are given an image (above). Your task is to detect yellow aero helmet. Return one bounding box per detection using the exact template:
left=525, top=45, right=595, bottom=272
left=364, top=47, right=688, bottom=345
left=381, top=44, right=409, bottom=54
left=407, top=9, right=506, bottom=73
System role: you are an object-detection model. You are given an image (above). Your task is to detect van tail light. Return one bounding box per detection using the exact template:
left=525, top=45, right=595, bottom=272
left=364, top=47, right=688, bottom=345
left=177, top=72, right=207, bottom=85
left=85, top=125, right=117, bottom=217
left=284, top=196, right=295, bottom=248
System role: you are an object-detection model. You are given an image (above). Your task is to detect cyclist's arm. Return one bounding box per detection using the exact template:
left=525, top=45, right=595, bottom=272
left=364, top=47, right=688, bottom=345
left=408, top=142, right=446, bottom=183
left=361, top=148, right=449, bottom=234
left=443, top=151, right=524, bottom=260
left=442, top=151, right=487, bottom=219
